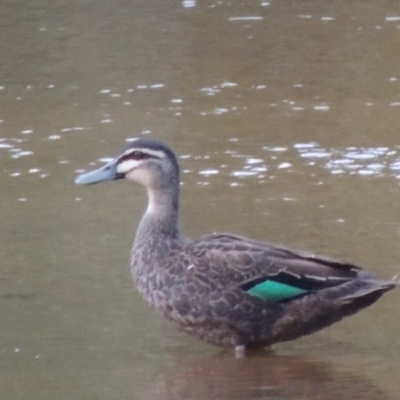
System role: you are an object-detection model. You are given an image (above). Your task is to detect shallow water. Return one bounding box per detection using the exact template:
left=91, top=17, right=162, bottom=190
left=2, top=1, right=400, bottom=399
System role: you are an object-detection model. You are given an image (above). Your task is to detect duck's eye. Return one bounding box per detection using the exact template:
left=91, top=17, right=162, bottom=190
left=131, top=151, right=144, bottom=159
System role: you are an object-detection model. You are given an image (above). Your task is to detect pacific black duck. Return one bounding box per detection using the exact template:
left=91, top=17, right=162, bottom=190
left=75, top=138, right=398, bottom=356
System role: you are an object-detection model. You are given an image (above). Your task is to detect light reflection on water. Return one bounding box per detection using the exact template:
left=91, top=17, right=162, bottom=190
left=4, top=133, right=400, bottom=194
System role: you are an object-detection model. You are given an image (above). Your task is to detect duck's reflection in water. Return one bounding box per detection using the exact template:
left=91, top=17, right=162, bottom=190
left=146, top=350, right=390, bottom=400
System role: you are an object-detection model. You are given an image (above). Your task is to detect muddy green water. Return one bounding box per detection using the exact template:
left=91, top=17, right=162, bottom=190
left=2, top=1, right=400, bottom=399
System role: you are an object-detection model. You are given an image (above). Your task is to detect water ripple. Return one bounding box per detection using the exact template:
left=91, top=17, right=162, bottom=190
left=293, top=143, right=400, bottom=178
left=189, top=142, right=400, bottom=185
left=6, top=136, right=400, bottom=186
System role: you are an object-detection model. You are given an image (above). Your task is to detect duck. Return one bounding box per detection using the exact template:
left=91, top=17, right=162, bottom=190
left=75, top=138, right=398, bottom=356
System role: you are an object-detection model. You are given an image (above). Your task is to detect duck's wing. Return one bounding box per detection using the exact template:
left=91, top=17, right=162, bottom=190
left=186, top=232, right=364, bottom=302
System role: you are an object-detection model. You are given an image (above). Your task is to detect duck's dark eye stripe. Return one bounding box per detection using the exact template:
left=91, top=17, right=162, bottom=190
left=131, top=151, right=145, bottom=159
left=120, top=151, right=156, bottom=162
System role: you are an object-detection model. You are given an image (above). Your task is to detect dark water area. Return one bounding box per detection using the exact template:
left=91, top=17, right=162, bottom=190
left=2, top=1, right=400, bottom=399
left=146, top=351, right=392, bottom=400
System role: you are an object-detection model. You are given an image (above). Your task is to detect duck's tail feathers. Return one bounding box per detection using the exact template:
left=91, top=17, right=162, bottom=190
left=337, top=275, right=398, bottom=312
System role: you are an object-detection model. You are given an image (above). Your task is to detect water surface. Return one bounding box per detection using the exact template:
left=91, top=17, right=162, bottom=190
left=2, top=1, right=400, bottom=399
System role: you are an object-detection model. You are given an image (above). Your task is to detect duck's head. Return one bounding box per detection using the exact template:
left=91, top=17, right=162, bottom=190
left=75, top=138, right=180, bottom=190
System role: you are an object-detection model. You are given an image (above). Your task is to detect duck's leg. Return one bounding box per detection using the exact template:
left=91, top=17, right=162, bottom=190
left=234, top=345, right=246, bottom=358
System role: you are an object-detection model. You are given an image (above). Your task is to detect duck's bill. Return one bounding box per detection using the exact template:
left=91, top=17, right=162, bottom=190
left=75, top=158, right=123, bottom=185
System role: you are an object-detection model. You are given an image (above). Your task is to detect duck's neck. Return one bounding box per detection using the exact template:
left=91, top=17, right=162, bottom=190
left=134, top=184, right=181, bottom=245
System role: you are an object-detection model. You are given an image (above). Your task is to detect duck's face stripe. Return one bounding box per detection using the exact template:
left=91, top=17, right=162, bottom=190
left=121, top=147, right=166, bottom=160
left=117, top=159, right=142, bottom=174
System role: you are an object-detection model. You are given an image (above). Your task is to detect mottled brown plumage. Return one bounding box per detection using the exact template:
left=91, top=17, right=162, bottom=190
left=75, top=138, right=398, bottom=355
